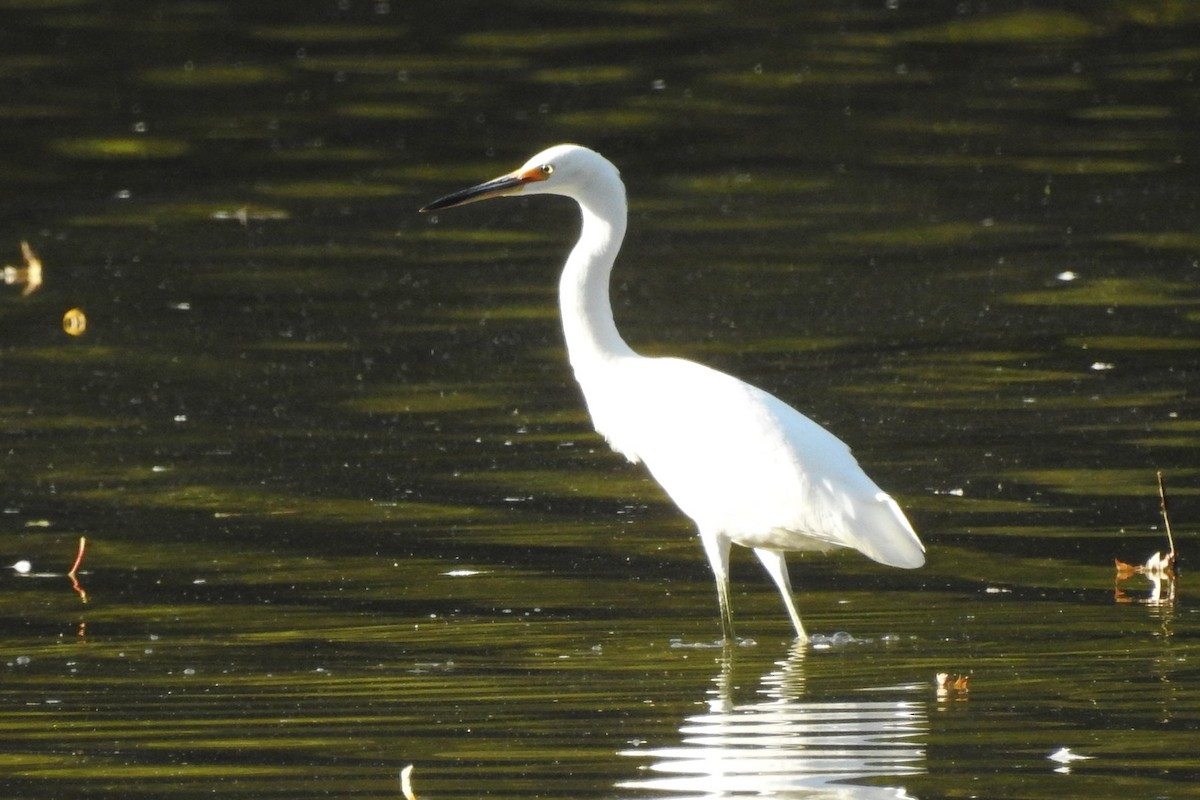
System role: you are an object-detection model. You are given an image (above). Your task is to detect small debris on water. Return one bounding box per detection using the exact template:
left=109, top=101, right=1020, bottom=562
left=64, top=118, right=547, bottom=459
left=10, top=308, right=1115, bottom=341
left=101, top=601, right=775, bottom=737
left=400, top=764, right=418, bottom=800
left=936, top=672, right=970, bottom=700
left=1048, top=747, right=1091, bottom=772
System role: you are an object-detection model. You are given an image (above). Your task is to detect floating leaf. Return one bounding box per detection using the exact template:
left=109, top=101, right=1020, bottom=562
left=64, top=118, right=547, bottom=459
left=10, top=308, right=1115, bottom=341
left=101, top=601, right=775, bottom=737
left=1114, top=558, right=1139, bottom=579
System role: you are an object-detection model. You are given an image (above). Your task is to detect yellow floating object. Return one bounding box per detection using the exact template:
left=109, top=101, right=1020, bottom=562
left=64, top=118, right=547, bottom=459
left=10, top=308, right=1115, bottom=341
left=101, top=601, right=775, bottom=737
left=62, top=307, right=87, bottom=336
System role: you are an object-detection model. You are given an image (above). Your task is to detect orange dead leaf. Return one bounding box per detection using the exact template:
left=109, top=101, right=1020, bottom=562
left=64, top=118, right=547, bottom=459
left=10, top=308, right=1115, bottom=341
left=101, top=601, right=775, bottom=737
left=1114, top=559, right=1139, bottom=579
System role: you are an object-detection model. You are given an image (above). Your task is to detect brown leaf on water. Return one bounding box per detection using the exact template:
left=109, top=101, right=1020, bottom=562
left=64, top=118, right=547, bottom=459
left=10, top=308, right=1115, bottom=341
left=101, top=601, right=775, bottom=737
left=1114, top=559, right=1139, bottom=579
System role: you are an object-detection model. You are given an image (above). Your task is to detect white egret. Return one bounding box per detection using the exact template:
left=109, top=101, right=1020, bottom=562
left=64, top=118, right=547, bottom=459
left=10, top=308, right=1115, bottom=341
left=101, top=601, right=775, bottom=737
left=421, top=144, right=924, bottom=641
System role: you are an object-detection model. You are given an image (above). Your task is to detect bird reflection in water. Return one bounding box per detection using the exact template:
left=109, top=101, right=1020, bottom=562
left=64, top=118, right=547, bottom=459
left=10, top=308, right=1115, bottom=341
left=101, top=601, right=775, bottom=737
left=618, top=644, right=924, bottom=799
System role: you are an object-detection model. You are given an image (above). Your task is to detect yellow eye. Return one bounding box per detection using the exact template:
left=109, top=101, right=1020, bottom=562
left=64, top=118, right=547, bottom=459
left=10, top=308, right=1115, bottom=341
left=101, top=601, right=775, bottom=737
left=540, top=164, right=554, bottom=175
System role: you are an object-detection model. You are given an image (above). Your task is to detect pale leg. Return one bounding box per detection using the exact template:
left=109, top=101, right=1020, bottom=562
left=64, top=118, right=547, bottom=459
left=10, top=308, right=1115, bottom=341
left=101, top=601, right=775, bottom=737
left=699, top=530, right=736, bottom=641
left=755, top=548, right=807, bottom=641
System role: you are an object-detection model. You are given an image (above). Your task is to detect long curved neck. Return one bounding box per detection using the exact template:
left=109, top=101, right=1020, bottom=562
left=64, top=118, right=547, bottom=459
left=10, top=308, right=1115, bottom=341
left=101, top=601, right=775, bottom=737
left=559, top=177, right=637, bottom=378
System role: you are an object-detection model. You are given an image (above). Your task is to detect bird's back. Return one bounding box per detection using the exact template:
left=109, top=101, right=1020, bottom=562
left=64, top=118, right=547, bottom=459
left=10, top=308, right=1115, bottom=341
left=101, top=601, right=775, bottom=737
left=578, top=355, right=924, bottom=569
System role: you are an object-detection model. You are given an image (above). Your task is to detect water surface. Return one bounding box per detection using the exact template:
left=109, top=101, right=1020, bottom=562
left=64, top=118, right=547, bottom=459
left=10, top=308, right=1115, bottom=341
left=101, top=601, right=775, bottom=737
left=2, top=2, right=1200, bottom=798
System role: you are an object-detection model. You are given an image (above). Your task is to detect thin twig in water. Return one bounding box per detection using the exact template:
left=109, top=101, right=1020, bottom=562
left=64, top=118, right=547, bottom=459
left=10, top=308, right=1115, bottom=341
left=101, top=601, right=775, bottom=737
left=1157, top=471, right=1176, bottom=563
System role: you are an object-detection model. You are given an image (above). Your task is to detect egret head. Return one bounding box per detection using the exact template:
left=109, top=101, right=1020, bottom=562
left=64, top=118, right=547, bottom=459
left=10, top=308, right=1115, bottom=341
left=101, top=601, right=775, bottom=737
left=420, top=144, right=620, bottom=212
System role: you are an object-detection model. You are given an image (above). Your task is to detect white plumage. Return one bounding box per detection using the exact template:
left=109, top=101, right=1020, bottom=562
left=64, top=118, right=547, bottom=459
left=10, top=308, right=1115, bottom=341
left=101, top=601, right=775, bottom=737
left=422, top=144, right=925, bottom=640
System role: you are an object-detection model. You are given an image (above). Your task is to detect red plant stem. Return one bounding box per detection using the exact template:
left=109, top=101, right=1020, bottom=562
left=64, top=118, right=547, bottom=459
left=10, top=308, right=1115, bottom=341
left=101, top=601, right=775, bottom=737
left=68, top=536, right=86, bottom=578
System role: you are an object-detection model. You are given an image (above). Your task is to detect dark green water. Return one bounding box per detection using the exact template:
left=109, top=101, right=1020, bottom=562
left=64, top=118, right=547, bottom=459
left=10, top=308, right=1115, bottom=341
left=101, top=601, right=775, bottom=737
left=3, top=1, right=1200, bottom=798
